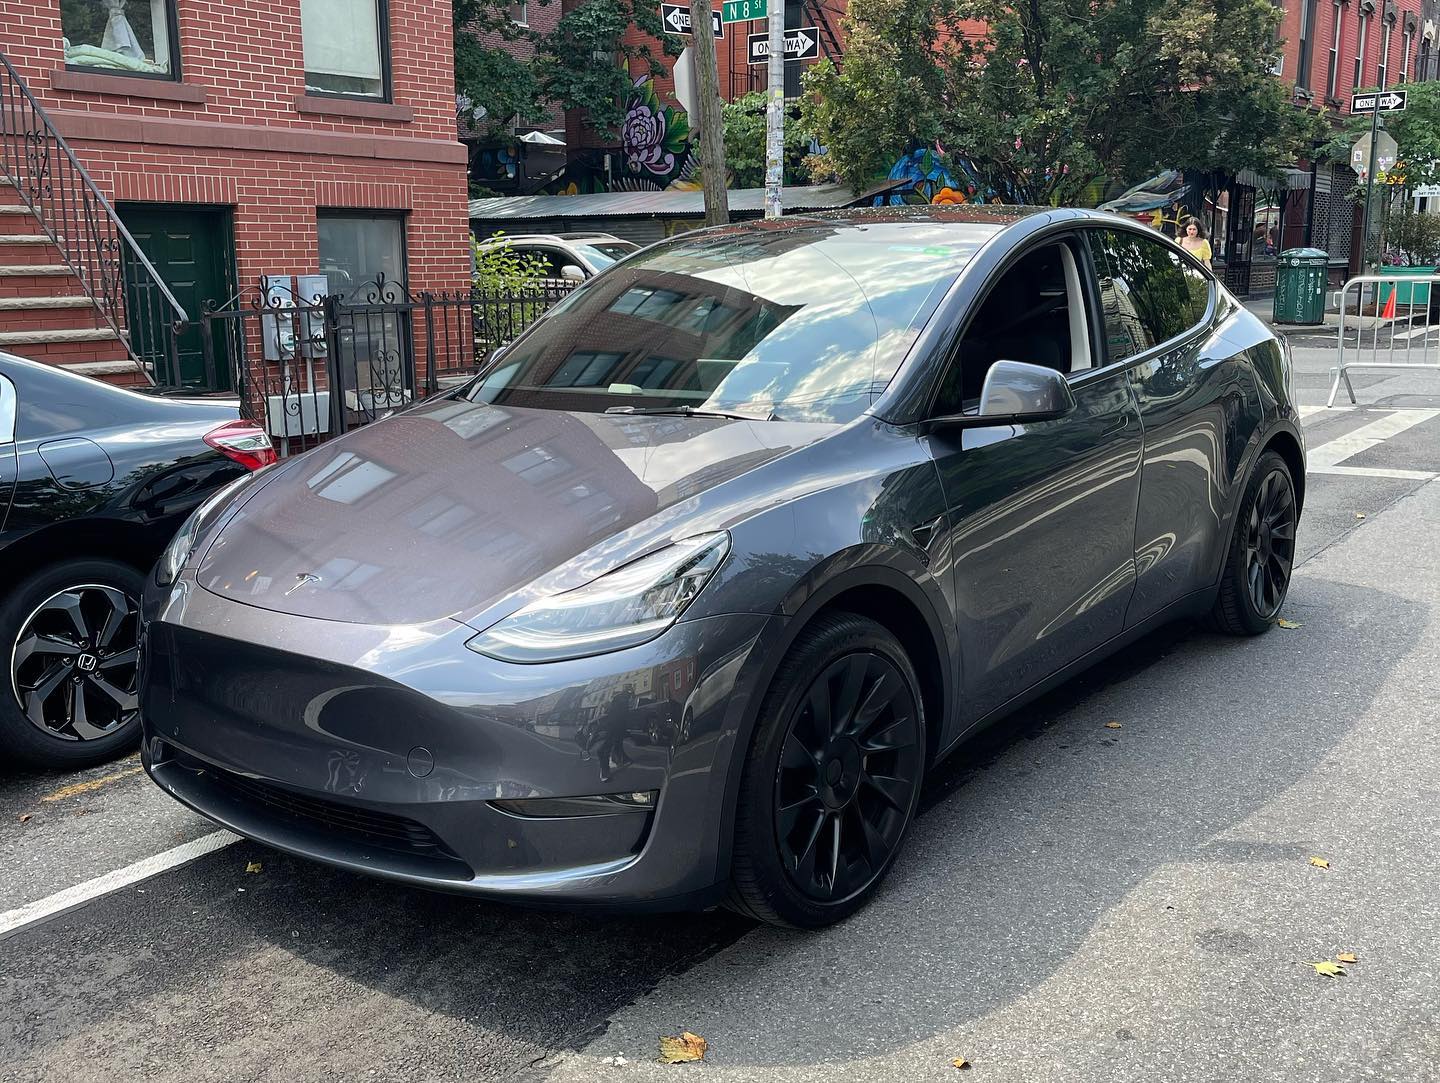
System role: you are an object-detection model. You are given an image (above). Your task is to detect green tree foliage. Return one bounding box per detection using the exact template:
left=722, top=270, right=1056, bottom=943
left=722, top=92, right=813, bottom=187
left=799, top=0, right=951, bottom=190
left=454, top=0, right=543, bottom=135
left=534, top=0, right=684, bottom=138
left=803, top=0, right=1323, bottom=202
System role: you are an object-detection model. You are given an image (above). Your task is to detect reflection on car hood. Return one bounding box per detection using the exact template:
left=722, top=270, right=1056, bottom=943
left=194, top=397, right=834, bottom=625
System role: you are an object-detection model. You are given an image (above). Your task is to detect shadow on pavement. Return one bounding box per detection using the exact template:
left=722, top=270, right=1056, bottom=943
left=0, top=573, right=1418, bottom=1081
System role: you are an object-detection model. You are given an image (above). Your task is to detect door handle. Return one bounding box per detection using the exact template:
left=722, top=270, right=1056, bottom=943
left=1100, top=413, right=1133, bottom=438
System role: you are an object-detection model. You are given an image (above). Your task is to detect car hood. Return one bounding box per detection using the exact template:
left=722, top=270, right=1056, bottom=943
left=195, top=398, right=834, bottom=625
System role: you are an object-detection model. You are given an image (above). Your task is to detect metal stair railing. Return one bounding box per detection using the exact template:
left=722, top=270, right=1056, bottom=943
left=0, top=50, right=185, bottom=386
left=805, top=0, right=843, bottom=63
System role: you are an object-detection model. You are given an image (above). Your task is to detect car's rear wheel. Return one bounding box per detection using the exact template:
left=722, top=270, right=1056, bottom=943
left=728, top=612, right=925, bottom=928
left=1, top=559, right=145, bottom=769
left=1210, top=450, right=1298, bottom=636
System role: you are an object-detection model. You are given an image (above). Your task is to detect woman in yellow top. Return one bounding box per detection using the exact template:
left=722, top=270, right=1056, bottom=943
left=1178, top=216, right=1213, bottom=268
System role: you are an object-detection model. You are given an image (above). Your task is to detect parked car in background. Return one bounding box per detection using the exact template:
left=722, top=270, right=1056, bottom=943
left=474, top=232, right=640, bottom=282
left=140, top=207, right=1304, bottom=927
left=0, top=353, right=275, bottom=769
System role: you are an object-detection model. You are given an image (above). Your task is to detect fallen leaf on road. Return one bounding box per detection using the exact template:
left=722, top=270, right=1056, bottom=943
left=1337, top=952, right=1358, bottom=964
left=245, top=861, right=263, bottom=874
left=1104, top=721, right=1122, bottom=729
left=602, top=1055, right=629, bottom=1067
left=658, top=1032, right=707, bottom=1064
left=18, top=813, right=31, bottom=823
left=1355, top=513, right=1366, bottom=520
left=952, top=1057, right=972, bottom=1070
left=1277, top=619, right=1302, bottom=629
left=1309, top=960, right=1346, bottom=976
left=1309, top=856, right=1330, bottom=869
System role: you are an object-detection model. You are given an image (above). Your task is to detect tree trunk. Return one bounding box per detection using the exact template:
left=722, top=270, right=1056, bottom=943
left=689, top=0, right=729, bottom=226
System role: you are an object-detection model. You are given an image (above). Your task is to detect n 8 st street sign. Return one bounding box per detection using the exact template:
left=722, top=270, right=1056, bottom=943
left=722, top=0, right=766, bottom=21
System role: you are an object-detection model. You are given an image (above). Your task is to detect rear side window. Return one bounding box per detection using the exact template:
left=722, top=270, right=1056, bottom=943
left=1086, top=229, right=1210, bottom=363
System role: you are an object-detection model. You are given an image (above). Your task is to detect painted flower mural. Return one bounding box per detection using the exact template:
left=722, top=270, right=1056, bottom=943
left=622, top=76, right=691, bottom=183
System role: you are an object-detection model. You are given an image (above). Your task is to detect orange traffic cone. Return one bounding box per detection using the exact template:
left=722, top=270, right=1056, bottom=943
left=1381, top=286, right=1398, bottom=320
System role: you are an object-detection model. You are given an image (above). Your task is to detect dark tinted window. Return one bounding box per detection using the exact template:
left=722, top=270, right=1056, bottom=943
left=468, top=223, right=984, bottom=423
left=1087, top=229, right=1210, bottom=363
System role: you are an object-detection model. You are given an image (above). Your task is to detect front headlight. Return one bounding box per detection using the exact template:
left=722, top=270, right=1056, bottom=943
left=467, top=532, right=730, bottom=663
left=155, top=473, right=258, bottom=587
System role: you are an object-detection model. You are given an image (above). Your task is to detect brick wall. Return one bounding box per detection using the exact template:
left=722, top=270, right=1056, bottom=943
left=0, top=0, right=470, bottom=302
left=1278, top=0, right=1427, bottom=110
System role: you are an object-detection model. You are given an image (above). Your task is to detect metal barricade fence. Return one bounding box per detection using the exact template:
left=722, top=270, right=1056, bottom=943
left=1328, top=273, right=1440, bottom=406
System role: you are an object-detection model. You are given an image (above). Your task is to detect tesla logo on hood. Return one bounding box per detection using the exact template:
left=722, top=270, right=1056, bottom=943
left=284, top=572, right=322, bottom=596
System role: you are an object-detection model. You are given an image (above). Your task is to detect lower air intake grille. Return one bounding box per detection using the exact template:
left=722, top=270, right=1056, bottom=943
left=204, top=765, right=458, bottom=862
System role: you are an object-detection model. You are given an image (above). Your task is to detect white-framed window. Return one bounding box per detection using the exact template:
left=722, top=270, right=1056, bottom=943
left=59, top=0, right=178, bottom=78
left=1327, top=0, right=1343, bottom=97
left=1354, top=4, right=1370, bottom=90
left=1400, top=23, right=1413, bottom=81
left=1378, top=14, right=1393, bottom=87
left=510, top=0, right=527, bottom=25
left=302, top=0, right=388, bottom=99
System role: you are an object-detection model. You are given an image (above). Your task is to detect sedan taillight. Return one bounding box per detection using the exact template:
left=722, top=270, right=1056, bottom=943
left=204, top=419, right=277, bottom=471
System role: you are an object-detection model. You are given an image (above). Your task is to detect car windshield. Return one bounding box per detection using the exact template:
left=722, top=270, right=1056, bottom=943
left=576, top=241, right=639, bottom=268
left=467, top=222, right=983, bottom=423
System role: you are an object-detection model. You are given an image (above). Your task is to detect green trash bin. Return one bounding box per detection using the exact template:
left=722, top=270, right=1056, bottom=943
left=1273, top=248, right=1329, bottom=325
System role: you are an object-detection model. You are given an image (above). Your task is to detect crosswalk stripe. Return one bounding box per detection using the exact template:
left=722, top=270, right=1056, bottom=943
left=1304, top=408, right=1440, bottom=472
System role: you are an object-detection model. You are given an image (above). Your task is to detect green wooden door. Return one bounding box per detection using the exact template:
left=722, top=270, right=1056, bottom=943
left=120, top=206, right=232, bottom=391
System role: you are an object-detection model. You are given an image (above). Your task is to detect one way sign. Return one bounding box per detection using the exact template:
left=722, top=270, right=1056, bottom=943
left=747, top=25, right=819, bottom=64
left=660, top=3, right=723, bottom=38
left=1351, top=88, right=1407, bottom=113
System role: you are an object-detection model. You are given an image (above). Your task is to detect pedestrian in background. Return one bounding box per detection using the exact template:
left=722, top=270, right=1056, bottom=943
left=1179, top=217, right=1213, bottom=268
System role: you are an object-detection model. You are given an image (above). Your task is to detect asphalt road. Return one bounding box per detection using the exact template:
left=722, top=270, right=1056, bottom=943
left=3, top=338, right=1439, bottom=1083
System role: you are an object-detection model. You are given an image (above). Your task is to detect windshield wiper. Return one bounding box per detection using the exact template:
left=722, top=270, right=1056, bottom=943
left=604, top=404, right=776, bottom=421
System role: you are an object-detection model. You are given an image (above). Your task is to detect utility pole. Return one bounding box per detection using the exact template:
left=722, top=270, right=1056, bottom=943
left=764, top=2, right=784, bottom=218
left=689, top=0, right=730, bottom=226
left=1362, top=0, right=1393, bottom=271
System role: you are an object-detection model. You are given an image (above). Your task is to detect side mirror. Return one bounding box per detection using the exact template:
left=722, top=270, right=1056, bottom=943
left=560, top=264, right=586, bottom=282
left=923, top=360, right=1075, bottom=433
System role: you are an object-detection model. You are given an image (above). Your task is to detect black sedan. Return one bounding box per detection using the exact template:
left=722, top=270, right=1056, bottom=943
left=139, top=207, right=1304, bottom=927
left=0, top=352, right=274, bottom=769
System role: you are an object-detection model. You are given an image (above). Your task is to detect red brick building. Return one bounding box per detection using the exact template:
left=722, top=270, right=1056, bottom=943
left=0, top=0, right=469, bottom=391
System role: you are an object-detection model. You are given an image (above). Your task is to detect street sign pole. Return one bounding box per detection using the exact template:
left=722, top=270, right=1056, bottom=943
left=764, top=4, right=784, bottom=218
left=1362, top=0, right=1392, bottom=272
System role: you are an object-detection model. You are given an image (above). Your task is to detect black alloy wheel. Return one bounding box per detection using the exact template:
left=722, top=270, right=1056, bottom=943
left=13, top=584, right=140, bottom=741
left=775, top=652, right=923, bottom=902
left=1244, top=467, right=1297, bottom=620
left=1211, top=449, right=1299, bottom=636
left=0, top=559, right=147, bottom=769
left=729, top=612, right=926, bottom=928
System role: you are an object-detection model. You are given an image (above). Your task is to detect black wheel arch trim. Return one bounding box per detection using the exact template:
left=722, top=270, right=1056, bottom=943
left=706, top=546, right=958, bottom=883
left=1207, top=417, right=1305, bottom=589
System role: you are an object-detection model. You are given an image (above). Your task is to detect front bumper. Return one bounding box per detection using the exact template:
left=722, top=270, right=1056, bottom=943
left=139, top=578, right=771, bottom=907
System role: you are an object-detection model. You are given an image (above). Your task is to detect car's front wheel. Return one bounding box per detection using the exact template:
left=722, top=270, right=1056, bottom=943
left=728, top=612, right=926, bottom=928
left=1, top=558, right=145, bottom=770
left=1210, top=449, right=1299, bottom=635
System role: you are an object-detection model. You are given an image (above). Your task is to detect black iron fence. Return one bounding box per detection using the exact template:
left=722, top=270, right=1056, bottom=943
left=185, top=275, right=575, bottom=456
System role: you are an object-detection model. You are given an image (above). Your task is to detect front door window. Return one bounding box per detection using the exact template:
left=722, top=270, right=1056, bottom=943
left=317, top=213, right=410, bottom=419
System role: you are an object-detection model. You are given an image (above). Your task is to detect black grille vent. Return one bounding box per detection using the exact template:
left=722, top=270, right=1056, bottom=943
left=204, top=766, right=458, bottom=862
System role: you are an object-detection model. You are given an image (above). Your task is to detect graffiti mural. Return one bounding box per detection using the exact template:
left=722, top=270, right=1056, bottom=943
left=544, top=72, right=697, bottom=196
left=1098, top=169, right=1191, bottom=230
left=874, top=148, right=1005, bottom=206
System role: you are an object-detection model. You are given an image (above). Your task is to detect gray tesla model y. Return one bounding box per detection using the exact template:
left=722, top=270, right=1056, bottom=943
left=139, top=207, right=1304, bottom=928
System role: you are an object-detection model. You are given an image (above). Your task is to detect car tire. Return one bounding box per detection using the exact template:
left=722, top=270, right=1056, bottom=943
left=727, top=612, right=926, bottom=929
left=1209, top=449, right=1299, bottom=636
left=1, top=558, right=146, bottom=770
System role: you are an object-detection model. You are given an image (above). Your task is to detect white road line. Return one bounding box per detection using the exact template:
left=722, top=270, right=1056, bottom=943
left=1304, top=408, right=1440, bottom=471
left=1299, top=404, right=1346, bottom=418
left=0, top=829, right=238, bottom=940
left=1310, top=464, right=1438, bottom=481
